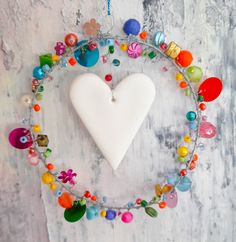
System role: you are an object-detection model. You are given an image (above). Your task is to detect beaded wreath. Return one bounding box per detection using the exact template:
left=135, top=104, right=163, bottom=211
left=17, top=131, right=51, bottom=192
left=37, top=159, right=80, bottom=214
left=8, top=18, right=222, bottom=223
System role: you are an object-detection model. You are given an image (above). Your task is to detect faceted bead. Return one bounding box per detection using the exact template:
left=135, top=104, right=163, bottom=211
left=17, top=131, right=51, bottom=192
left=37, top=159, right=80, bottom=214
left=139, top=31, right=148, bottom=40
left=43, top=148, right=52, bottom=158
left=109, top=45, right=114, bottom=54
left=36, top=134, right=49, bottom=147
left=180, top=169, right=187, bottom=176
left=68, top=57, right=77, bottom=66
left=105, top=74, right=112, bottom=81
left=42, top=64, right=51, bottom=73
left=32, top=124, right=41, bottom=133
left=148, top=51, right=156, bottom=59
left=141, top=200, right=148, bottom=207
left=39, top=54, right=53, bottom=68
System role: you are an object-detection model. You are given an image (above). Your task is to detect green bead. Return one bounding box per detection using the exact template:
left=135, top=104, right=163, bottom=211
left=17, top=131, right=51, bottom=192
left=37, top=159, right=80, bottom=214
left=109, top=45, right=114, bottom=54
left=43, top=148, right=52, bottom=158
left=145, top=207, right=158, bottom=218
left=36, top=93, right=43, bottom=101
left=152, top=196, right=160, bottom=203
left=198, top=95, right=204, bottom=101
left=185, top=87, right=190, bottom=96
left=141, top=200, right=148, bottom=207
left=37, top=85, right=44, bottom=93
left=186, top=66, right=203, bottom=82
left=148, top=51, right=156, bottom=59
left=39, top=53, right=53, bottom=68
left=178, top=156, right=186, bottom=163
left=79, top=199, right=86, bottom=206
left=64, top=203, right=86, bottom=223
left=65, top=47, right=71, bottom=53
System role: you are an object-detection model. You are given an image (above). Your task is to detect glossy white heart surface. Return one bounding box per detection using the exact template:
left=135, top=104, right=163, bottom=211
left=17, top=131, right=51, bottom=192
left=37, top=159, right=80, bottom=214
left=70, top=73, right=156, bottom=170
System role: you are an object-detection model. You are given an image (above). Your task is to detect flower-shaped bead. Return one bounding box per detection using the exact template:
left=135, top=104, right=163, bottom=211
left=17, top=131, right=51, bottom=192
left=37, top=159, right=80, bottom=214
left=58, top=169, right=77, bottom=185
left=54, top=42, right=66, bottom=56
left=83, top=19, right=101, bottom=37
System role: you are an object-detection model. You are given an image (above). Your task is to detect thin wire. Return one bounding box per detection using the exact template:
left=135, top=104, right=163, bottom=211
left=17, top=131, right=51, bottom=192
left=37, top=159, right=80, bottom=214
left=26, top=34, right=201, bottom=211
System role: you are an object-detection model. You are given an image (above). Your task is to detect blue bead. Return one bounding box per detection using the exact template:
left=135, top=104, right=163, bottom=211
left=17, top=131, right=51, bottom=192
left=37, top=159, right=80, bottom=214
left=112, top=59, right=120, bottom=66
left=105, top=210, right=116, bottom=220
left=106, top=38, right=114, bottom=46
left=99, top=39, right=107, bottom=47
left=19, top=136, right=27, bottom=144
left=186, top=111, right=197, bottom=121
left=74, top=40, right=99, bottom=67
left=86, top=206, right=99, bottom=220
left=54, top=189, right=62, bottom=197
left=128, top=202, right=134, bottom=208
left=189, top=121, right=197, bottom=130
left=123, top=19, right=141, bottom=36
left=33, top=66, right=45, bottom=80
left=167, top=176, right=175, bottom=185
left=42, top=64, right=51, bottom=72
left=154, top=31, right=165, bottom=46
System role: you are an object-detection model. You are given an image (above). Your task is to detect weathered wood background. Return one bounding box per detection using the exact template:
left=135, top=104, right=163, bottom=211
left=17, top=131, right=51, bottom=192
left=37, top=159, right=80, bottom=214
left=0, top=0, right=235, bottom=242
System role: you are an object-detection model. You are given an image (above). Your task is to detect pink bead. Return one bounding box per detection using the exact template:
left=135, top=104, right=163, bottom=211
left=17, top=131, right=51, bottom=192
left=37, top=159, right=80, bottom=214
left=159, top=43, right=168, bottom=51
left=127, top=42, right=142, bottom=58
left=32, top=79, right=39, bottom=86
left=27, top=152, right=39, bottom=166
left=9, top=128, right=33, bottom=149
left=199, top=121, right=217, bottom=138
left=121, top=211, right=133, bottom=223
left=166, top=191, right=178, bottom=208
left=101, top=55, right=108, bottom=63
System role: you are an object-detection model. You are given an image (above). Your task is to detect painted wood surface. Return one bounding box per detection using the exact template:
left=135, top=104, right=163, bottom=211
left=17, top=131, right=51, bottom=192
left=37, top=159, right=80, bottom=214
left=0, top=0, right=235, bottom=242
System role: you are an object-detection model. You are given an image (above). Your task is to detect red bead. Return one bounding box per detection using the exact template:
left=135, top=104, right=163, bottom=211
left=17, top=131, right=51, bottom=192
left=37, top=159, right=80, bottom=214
left=193, top=154, right=198, bottom=161
left=64, top=33, right=78, bottom=47
left=180, top=169, right=187, bottom=176
left=159, top=43, right=168, bottom=51
left=105, top=74, right=112, bottom=82
left=68, top=57, right=77, bottom=66
left=159, top=201, right=167, bottom=209
left=189, top=160, right=197, bottom=170
left=179, top=81, right=188, bottom=89
left=84, top=191, right=91, bottom=198
left=199, top=103, right=206, bottom=111
left=88, top=43, right=98, bottom=51
left=176, top=50, right=193, bottom=68
left=28, top=148, right=35, bottom=155
left=136, top=198, right=142, bottom=205
left=46, top=163, right=54, bottom=170
left=91, top=195, right=97, bottom=201
left=33, top=104, right=40, bottom=112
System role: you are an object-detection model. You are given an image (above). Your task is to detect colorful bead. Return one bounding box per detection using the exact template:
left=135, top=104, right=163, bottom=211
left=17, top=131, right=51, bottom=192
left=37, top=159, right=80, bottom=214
left=46, top=163, right=54, bottom=170
left=37, top=85, right=44, bottom=92
left=54, top=42, right=66, bottom=55
left=193, top=154, right=198, bottom=161
left=109, top=45, right=114, bottom=54
left=91, top=195, right=97, bottom=201
left=176, top=50, right=193, bottom=68
left=27, top=152, right=39, bottom=166
left=121, top=211, right=133, bottom=223
left=39, top=54, right=53, bottom=68
left=58, top=192, right=73, bottom=208
left=141, top=200, right=148, bottom=207
left=178, top=156, right=186, bottom=163
left=186, top=111, right=197, bottom=121
left=105, top=74, right=112, bottom=81
left=100, top=210, right=106, bottom=217
left=105, top=210, right=116, bottom=220
left=148, top=51, right=156, bottom=59
left=52, top=55, right=59, bottom=62
left=136, top=198, right=142, bottom=204
left=139, top=31, right=148, bottom=40
left=123, top=19, right=141, bottom=36
left=68, top=57, right=77, bottom=66
left=177, top=146, right=189, bottom=157
left=186, top=66, right=203, bottom=82
left=43, top=148, right=52, bottom=158
left=36, top=93, right=43, bottom=101
left=33, top=66, right=45, bottom=80
left=42, top=64, right=51, bottom=73
left=112, top=59, right=120, bottom=66
left=88, top=43, right=98, bottom=51
left=33, top=104, right=41, bottom=112
left=159, top=42, right=168, bottom=51
left=32, top=124, right=41, bottom=133
left=106, top=39, right=114, bottom=46
left=79, top=198, right=86, bottom=206
left=159, top=201, right=167, bottom=209
left=179, top=81, right=187, bottom=88
left=165, top=41, right=181, bottom=59
left=36, top=134, right=49, bottom=147
left=84, top=191, right=91, bottom=198
left=183, top=135, right=191, bottom=143
left=21, top=94, right=32, bottom=107
left=101, top=55, right=108, bottom=63
left=198, top=95, right=204, bottom=102
left=120, top=43, right=128, bottom=51
left=175, top=72, right=183, bottom=81
left=50, top=183, right=57, bottom=191
left=127, top=42, right=142, bottom=58
left=180, top=169, right=187, bottom=176
left=199, top=103, right=206, bottom=110
left=41, top=172, right=54, bottom=184
left=64, top=33, right=78, bottom=47
left=86, top=206, right=99, bottom=220
left=154, top=31, right=165, bottom=46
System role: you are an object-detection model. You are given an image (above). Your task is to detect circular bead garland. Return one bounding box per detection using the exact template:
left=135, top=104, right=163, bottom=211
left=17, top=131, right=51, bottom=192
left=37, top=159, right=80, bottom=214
left=8, top=18, right=222, bottom=224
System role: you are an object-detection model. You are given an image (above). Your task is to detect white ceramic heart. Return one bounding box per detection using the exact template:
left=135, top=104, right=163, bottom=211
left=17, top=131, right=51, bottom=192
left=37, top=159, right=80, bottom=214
left=70, top=73, right=156, bottom=170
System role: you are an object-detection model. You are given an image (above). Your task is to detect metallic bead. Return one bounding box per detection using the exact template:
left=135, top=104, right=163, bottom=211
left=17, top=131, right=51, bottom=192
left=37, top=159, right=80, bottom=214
left=164, top=41, right=181, bottom=59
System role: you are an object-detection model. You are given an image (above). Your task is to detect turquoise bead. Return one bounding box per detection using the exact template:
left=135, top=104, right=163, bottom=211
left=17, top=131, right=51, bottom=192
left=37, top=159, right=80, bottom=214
left=186, top=111, right=196, bottom=121
left=112, top=59, right=120, bottom=66
left=154, top=31, right=165, bottom=46
left=86, top=206, right=99, bottom=220
left=33, top=66, right=45, bottom=80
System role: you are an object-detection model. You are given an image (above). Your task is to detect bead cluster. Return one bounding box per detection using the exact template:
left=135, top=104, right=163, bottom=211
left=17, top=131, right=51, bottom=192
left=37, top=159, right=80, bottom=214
left=8, top=18, right=222, bottom=224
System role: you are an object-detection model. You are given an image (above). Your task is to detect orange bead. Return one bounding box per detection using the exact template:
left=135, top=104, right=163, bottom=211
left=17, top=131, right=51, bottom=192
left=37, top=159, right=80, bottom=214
left=179, top=81, right=188, bottom=88
left=68, top=57, right=77, bottom=66
left=33, top=104, right=40, bottom=112
left=193, top=154, right=198, bottom=161
left=46, top=163, right=54, bottom=170
left=159, top=201, right=167, bottom=209
left=139, top=31, right=148, bottom=40
left=58, top=192, right=73, bottom=208
left=189, top=160, right=197, bottom=170
left=176, top=50, right=193, bottom=68
left=199, top=103, right=206, bottom=110
left=91, top=195, right=97, bottom=201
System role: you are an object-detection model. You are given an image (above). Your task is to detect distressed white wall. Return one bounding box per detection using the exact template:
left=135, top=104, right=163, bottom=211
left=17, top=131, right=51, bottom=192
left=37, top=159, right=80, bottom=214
left=0, top=0, right=235, bottom=242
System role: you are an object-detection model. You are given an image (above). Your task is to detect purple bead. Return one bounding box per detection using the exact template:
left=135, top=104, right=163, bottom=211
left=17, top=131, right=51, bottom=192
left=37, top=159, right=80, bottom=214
left=9, top=128, right=33, bottom=149
left=54, top=42, right=66, bottom=56
left=105, top=210, right=116, bottom=220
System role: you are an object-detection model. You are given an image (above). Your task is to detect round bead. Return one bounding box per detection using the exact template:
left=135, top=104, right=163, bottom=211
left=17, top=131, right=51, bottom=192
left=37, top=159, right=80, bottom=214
left=33, top=66, right=45, bottom=80
left=21, top=94, right=32, bottom=106
left=176, top=50, right=193, bottom=68
left=120, top=43, right=128, bottom=51
left=64, top=33, right=78, bottom=47
left=121, top=211, right=133, bottom=223
left=180, top=169, right=187, bottom=176
left=179, top=81, right=187, bottom=88
left=105, top=210, right=116, bottom=220
left=123, top=19, right=141, bottom=36
left=159, top=42, right=168, bottom=51
left=186, top=111, right=197, bottom=121
left=32, top=124, right=41, bottom=133
left=28, top=148, right=35, bottom=155
left=154, top=31, right=165, bottom=46
left=100, top=210, right=106, bottom=217
left=54, top=189, right=62, bottom=197
left=175, top=72, right=183, bottom=81
left=136, top=198, right=142, bottom=204
left=32, top=79, right=39, bottom=86
left=189, top=121, right=197, bottom=130
left=27, top=152, right=39, bottom=166
left=186, top=66, right=203, bottom=82
left=50, top=183, right=57, bottom=191
left=199, top=103, right=206, bottom=110
left=58, top=192, right=73, bottom=208
left=112, top=59, right=120, bottom=66
left=127, top=42, right=142, bottom=58
left=33, top=104, right=41, bottom=112
left=52, top=55, right=59, bottom=62
left=193, top=154, right=198, bottom=161
left=159, top=201, right=167, bottom=209
left=84, top=191, right=91, bottom=198
left=178, top=156, right=186, bottom=163
left=105, top=74, right=112, bottom=82
left=68, top=57, right=77, bottom=66
left=107, top=39, right=114, bottom=46
left=139, top=31, right=148, bottom=40
left=41, top=172, right=54, bottom=184
left=46, top=163, right=54, bottom=170
left=183, top=135, right=191, bottom=143
left=91, top=195, right=97, bottom=201
left=141, top=200, right=148, bottom=207
left=36, top=93, right=43, bottom=101
left=177, top=146, right=189, bottom=157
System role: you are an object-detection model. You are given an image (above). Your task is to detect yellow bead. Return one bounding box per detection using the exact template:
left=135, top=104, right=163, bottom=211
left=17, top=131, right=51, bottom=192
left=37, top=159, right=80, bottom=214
left=41, top=172, right=54, bottom=184
left=52, top=55, right=59, bottom=62
left=100, top=210, right=106, bottom=217
left=183, top=135, right=191, bottom=143
left=176, top=72, right=183, bottom=81
left=32, top=124, right=41, bottom=133
left=177, top=146, right=189, bottom=157
left=50, top=183, right=57, bottom=191
left=120, top=43, right=128, bottom=51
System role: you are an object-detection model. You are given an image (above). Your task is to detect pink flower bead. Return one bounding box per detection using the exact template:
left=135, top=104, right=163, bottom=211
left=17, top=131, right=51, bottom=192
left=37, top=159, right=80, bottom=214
left=127, top=42, right=142, bottom=58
